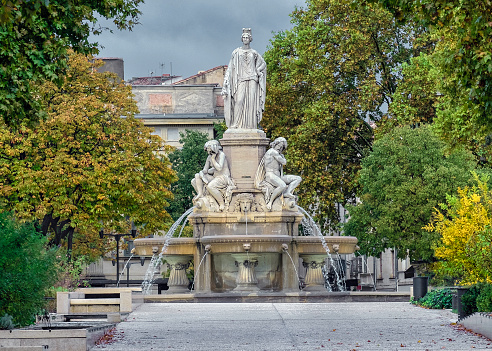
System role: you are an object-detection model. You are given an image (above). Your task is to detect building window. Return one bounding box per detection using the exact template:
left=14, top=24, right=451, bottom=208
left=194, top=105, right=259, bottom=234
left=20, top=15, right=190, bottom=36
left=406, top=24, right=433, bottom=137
left=150, top=127, right=162, bottom=137
left=167, top=127, right=179, bottom=141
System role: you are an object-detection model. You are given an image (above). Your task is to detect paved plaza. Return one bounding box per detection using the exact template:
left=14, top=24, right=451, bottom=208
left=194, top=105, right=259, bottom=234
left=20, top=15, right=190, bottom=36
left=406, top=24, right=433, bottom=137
left=91, top=302, right=492, bottom=350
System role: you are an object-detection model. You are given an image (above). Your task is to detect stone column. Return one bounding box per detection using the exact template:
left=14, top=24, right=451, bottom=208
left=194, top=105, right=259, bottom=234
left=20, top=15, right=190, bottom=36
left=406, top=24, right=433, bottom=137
left=164, top=255, right=193, bottom=293
left=232, top=253, right=259, bottom=292
left=300, top=254, right=327, bottom=291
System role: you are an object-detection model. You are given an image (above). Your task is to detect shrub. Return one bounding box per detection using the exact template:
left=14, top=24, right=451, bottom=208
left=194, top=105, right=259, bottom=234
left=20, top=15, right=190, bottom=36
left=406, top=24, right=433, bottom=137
left=461, top=283, right=487, bottom=316
left=477, top=283, right=492, bottom=312
left=416, top=288, right=454, bottom=309
left=0, top=212, right=60, bottom=327
left=0, top=314, right=14, bottom=330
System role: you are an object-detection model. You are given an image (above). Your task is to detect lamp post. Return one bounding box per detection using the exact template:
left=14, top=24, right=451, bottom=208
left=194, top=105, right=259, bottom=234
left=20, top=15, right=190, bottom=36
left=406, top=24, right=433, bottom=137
left=99, top=221, right=137, bottom=286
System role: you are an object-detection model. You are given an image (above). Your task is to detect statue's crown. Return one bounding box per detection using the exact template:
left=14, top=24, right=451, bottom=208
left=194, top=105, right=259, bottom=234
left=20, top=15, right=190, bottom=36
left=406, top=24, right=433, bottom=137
left=242, top=28, right=252, bottom=38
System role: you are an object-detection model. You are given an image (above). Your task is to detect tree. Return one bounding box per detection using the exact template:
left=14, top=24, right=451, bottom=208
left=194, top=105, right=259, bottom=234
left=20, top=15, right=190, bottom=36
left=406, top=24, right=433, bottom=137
left=375, top=0, right=492, bottom=154
left=0, top=0, right=143, bottom=126
left=167, top=130, right=210, bottom=221
left=378, top=52, right=439, bottom=135
left=0, top=212, right=60, bottom=327
left=262, top=0, right=423, bottom=231
left=344, top=125, right=476, bottom=261
left=0, top=51, right=177, bottom=257
left=424, top=174, right=492, bottom=285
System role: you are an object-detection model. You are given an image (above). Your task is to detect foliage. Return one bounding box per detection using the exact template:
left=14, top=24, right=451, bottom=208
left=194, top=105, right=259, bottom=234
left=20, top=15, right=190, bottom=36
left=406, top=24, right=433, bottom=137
left=55, top=255, right=90, bottom=290
left=0, top=212, right=60, bottom=327
left=425, top=174, right=492, bottom=284
left=461, top=283, right=487, bottom=316
left=378, top=52, right=439, bottom=134
left=477, top=283, right=492, bottom=313
left=167, top=123, right=227, bottom=222
left=0, top=51, right=177, bottom=258
left=213, top=121, right=227, bottom=140
left=0, top=0, right=143, bottom=127
left=345, top=125, right=476, bottom=261
left=414, top=288, right=454, bottom=309
left=262, top=0, right=424, bottom=230
left=0, top=314, right=14, bottom=330
left=375, top=0, right=492, bottom=158
left=167, top=130, right=210, bottom=221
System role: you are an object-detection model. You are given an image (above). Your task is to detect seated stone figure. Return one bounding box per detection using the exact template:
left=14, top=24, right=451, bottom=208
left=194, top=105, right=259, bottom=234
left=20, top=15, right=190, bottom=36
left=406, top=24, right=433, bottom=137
left=255, top=137, right=302, bottom=210
left=192, top=140, right=235, bottom=211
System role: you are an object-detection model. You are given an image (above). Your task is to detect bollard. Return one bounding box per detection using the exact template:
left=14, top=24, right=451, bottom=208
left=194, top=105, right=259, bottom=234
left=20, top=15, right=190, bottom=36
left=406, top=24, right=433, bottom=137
left=456, top=286, right=469, bottom=320
left=413, top=276, right=428, bottom=300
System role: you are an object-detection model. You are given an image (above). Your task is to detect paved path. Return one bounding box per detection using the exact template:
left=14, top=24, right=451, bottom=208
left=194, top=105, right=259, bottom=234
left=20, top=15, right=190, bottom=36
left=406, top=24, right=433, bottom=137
left=92, top=302, right=492, bottom=350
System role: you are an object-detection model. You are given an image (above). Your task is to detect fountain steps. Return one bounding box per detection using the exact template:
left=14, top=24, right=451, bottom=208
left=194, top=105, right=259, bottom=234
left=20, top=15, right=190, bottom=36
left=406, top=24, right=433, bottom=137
left=142, top=291, right=410, bottom=303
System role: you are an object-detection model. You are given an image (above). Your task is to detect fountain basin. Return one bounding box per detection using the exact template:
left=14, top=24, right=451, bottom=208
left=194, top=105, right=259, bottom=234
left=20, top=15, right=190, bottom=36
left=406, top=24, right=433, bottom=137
left=189, top=211, right=303, bottom=237
left=133, top=237, right=196, bottom=256
left=200, top=235, right=292, bottom=254
left=294, top=236, right=358, bottom=254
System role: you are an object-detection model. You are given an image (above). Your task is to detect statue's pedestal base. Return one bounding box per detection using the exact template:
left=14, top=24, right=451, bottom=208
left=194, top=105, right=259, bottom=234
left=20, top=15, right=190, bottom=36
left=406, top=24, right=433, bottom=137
left=220, top=129, right=270, bottom=191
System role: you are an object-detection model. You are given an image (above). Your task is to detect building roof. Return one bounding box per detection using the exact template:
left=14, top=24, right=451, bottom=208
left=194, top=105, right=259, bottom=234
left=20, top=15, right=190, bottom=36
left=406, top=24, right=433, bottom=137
left=173, top=66, right=227, bottom=86
left=129, top=74, right=182, bottom=86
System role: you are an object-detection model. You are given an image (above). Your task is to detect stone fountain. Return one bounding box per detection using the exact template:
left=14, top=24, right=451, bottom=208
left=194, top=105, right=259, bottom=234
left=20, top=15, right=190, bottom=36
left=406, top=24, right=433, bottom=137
left=134, top=28, right=358, bottom=295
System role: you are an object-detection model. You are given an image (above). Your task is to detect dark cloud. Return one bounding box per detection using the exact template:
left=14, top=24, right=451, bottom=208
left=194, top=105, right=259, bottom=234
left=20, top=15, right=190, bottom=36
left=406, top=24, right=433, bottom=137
left=92, top=0, right=302, bottom=80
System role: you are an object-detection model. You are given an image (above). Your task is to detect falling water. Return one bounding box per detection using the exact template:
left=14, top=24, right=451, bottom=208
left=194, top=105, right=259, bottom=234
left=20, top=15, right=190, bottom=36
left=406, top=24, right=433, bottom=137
left=321, top=266, right=333, bottom=292
left=298, top=207, right=345, bottom=292
left=141, top=254, right=161, bottom=294
left=141, top=207, right=195, bottom=294
left=177, top=216, right=190, bottom=238
left=282, top=247, right=303, bottom=290
left=190, top=250, right=210, bottom=291
left=335, top=252, right=347, bottom=291
left=117, top=253, right=134, bottom=287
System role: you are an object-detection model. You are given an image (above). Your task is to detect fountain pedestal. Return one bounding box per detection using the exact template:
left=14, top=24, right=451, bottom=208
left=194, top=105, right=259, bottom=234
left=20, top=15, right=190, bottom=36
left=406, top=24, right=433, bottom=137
left=163, top=255, right=192, bottom=293
left=232, top=253, right=260, bottom=292
left=300, top=254, right=327, bottom=291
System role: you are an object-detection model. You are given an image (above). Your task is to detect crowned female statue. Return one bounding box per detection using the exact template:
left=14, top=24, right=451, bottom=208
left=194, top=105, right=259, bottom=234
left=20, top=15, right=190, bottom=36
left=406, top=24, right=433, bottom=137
left=222, top=28, right=267, bottom=130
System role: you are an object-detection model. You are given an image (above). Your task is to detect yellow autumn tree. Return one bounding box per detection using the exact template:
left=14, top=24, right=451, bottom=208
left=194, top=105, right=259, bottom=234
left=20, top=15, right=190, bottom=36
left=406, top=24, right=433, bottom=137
left=425, top=174, right=492, bottom=285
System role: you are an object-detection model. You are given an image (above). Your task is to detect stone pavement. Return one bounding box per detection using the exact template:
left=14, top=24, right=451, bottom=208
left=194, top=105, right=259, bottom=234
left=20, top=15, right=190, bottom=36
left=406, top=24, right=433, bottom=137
left=91, top=302, right=492, bottom=350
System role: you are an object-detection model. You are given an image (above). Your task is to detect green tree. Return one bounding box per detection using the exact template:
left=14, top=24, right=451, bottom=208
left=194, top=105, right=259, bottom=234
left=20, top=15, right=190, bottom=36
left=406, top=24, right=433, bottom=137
left=0, top=0, right=143, bottom=126
left=378, top=52, right=439, bottom=135
left=262, top=0, right=423, bottom=230
left=0, top=52, right=177, bottom=257
left=0, top=212, right=60, bottom=327
left=167, top=124, right=229, bottom=222
left=167, top=130, right=210, bottom=221
left=345, top=125, right=476, bottom=261
left=375, top=0, right=492, bottom=155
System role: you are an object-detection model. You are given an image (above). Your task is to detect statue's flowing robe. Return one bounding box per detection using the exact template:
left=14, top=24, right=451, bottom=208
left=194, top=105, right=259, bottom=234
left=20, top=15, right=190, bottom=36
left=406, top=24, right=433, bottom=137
left=223, top=48, right=266, bottom=129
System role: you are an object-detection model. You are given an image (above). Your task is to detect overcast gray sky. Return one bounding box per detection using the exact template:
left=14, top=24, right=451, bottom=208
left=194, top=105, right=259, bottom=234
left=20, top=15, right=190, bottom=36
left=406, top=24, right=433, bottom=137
left=92, top=0, right=303, bottom=81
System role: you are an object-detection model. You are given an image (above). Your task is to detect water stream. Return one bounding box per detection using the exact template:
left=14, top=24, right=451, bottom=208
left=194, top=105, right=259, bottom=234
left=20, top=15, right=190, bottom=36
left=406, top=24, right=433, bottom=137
left=117, top=253, right=134, bottom=287
left=141, top=207, right=195, bottom=294
left=335, top=252, right=347, bottom=291
left=282, top=247, right=303, bottom=290
left=190, top=250, right=209, bottom=291
left=298, top=206, right=345, bottom=292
